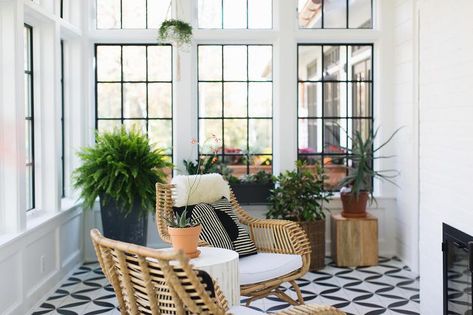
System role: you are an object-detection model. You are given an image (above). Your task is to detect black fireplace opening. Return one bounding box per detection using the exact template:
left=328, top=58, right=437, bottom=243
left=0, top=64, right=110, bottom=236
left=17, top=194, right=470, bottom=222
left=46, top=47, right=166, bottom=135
left=443, top=223, right=473, bottom=315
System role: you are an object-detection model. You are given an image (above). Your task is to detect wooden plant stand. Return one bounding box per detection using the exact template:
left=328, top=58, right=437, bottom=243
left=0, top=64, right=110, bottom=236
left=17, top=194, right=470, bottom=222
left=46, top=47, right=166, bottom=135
left=330, top=213, right=378, bottom=267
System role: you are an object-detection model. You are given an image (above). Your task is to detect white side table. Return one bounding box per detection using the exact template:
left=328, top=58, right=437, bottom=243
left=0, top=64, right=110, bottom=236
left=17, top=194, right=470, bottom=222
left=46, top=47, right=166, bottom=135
left=161, top=247, right=240, bottom=306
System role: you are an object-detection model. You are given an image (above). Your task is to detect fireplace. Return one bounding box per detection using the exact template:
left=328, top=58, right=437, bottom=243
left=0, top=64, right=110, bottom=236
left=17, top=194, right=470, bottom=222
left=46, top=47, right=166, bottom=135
left=443, top=223, right=473, bottom=315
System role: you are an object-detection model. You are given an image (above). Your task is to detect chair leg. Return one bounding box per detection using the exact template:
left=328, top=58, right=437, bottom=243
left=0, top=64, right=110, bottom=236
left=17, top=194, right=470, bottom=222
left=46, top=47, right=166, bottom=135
left=289, top=280, right=304, bottom=305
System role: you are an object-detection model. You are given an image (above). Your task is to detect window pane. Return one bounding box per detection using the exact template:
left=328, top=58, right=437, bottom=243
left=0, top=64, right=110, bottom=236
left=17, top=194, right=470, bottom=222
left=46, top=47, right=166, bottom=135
left=299, top=119, right=320, bottom=153
left=249, top=83, right=272, bottom=117
left=198, top=0, right=222, bottom=29
left=98, top=83, right=121, bottom=118
left=223, top=0, right=246, bottom=29
left=323, top=0, right=347, bottom=28
left=147, top=0, right=172, bottom=29
left=97, top=46, right=121, bottom=81
left=199, top=46, right=222, bottom=80
left=97, top=0, right=121, bottom=29
left=25, top=122, right=33, bottom=163
left=149, top=83, right=172, bottom=118
left=224, top=83, right=247, bottom=117
left=124, top=119, right=147, bottom=134
left=149, top=120, right=172, bottom=154
left=249, top=119, right=271, bottom=154
left=224, top=119, right=247, bottom=152
left=148, top=46, right=172, bottom=81
left=324, top=119, right=342, bottom=148
left=224, top=46, right=247, bottom=81
left=123, top=46, right=146, bottom=81
left=350, top=47, right=372, bottom=80
left=248, top=46, right=272, bottom=81
left=323, top=82, right=345, bottom=117
left=323, top=156, right=347, bottom=189
left=26, top=166, right=33, bottom=210
left=199, top=119, right=222, bottom=154
left=249, top=155, right=272, bottom=174
left=349, top=0, right=372, bottom=28
left=351, top=118, right=371, bottom=143
left=24, top=74, right=32, bottom=115
left=199, top=83, right=222, bottom=117
left=323, top=45, right=347, bottom=81
left=298, top=82, right=321, bottom=117
left=122, top=0, right=146, bottom=29
left=199, top=0, right=272, bottom=29
left=224, top=155, right=246, bottom=178
left=248, top=0, right=272, bottom=29
left=298, top=45, right=322, bottom=81
left=123, top=83, right=146, bottom=118
left=98, top=119, right=121, bottom=133
left=298, top=0, right=372, bottom=29
left=350, top=82, right=372, bottom=117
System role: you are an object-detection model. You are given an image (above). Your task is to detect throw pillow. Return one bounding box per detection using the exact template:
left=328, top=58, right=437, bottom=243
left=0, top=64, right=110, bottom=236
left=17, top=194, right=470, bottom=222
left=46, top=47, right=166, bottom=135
left=174, top=197, right=257, bottom=257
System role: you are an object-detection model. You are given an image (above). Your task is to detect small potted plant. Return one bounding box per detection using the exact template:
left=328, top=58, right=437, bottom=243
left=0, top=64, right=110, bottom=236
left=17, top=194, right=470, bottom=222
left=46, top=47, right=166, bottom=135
left=339, top=127, right=401, bottom=218
left=166, top=209, right=202, bottom=258
left=266, top=161, right=332, bottom=271
left=73, top=128, right=172, bottom=245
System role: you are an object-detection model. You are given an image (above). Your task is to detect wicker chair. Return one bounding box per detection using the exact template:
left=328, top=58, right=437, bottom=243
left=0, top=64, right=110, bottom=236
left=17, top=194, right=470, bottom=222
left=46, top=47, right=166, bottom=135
left=91, top=229, right=344, bottom=315
left=156, top=180, right=312, bottom=306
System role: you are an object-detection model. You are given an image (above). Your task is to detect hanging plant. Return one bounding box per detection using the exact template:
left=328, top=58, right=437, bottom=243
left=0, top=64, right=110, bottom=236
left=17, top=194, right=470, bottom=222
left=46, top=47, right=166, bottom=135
left=158, top=19, right=193, bottom=48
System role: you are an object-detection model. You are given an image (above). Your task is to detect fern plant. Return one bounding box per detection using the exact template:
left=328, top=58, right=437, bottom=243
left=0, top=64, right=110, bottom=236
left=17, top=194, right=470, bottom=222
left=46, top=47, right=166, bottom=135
left=73, top=128, right=172, bottom=216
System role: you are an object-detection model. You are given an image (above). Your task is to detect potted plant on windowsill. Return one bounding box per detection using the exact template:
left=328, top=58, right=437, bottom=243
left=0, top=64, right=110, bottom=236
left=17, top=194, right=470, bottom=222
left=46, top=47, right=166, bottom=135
left=228, top=171, right=275, bottom=204
left=73, top=128, right=172, bottom=245
left=266, top=161, right=332, bottom=271
left=339, top=127, right=401, bottom=218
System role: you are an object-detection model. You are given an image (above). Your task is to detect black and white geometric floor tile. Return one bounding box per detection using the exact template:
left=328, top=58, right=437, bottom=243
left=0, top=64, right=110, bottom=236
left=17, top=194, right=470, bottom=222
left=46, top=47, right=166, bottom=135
left=32, top=257, right=419, bottom=315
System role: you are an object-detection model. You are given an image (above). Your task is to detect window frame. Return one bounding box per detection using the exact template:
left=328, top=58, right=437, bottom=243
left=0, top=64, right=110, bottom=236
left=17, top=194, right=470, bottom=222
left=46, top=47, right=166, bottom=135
left=94, top=43, right=174, bottom=159
left=297, top=43, right=374, bottom=191
left=24, top=24, right=35, bottom=211
left=197, top=43, right=274, bottom=176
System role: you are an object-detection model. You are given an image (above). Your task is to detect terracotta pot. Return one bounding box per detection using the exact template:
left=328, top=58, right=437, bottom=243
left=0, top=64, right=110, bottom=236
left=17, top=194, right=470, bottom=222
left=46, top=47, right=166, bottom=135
left=298, top=220, right=326, bottom=271
left=168, top=225, right=202, bottom=258
left=340, top=191, right=369, bottom=218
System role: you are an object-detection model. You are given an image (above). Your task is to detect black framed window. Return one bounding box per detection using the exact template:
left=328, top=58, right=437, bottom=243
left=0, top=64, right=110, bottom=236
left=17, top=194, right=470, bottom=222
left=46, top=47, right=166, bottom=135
left=297, top=44, right=373, bottom=190
left=96, top=0, right=171, bottom=29
left=60, top=40, right=65, bottom=197
left=298, top=0, right=373, bottom=29
left=24, top=24, right=35, bottom=211
left=95, top=44, right=173, bottom=159
left=198, top=44, right=273, bottom=177
left=198, top=0, right=272, bottom=29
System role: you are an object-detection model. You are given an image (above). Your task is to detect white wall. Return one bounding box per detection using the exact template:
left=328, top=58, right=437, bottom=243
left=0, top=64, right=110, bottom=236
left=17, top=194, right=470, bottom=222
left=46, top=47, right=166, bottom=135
left=0, top=207, right=83, bottom=315
left=416, top=0, right=473, bottom=313
left=392, top=0, right=420, bottom=273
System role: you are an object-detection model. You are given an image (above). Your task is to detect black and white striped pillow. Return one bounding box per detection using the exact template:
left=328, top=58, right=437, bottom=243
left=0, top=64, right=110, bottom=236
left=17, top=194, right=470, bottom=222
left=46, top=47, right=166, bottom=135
left=174, top=197, right=257, bottom=257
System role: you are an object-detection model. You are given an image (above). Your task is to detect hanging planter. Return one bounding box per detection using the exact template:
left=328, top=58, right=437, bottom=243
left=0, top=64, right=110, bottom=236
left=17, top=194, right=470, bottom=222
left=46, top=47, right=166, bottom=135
left=158, top=19, right=192, bottom=49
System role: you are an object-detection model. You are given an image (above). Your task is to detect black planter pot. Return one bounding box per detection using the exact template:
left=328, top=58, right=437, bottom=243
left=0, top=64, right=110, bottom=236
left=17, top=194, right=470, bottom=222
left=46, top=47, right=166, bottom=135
left=100, top=197, right=148, bottom=245
left=230, top=183, right=274, bottom=204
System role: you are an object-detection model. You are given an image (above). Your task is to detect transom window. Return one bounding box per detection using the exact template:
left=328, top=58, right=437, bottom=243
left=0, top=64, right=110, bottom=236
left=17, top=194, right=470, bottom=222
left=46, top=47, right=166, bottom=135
left=95, top=44, right=173, bottom=157
left=96, top=0, right=171, bottom=29
left=298, top=0, right=373, bottom=29
left=297, top=44, right=373, bottom=189
left=198, top=44, right=273, bottom=177
left=198, top=0, right=272, bottom=29
left=24, top=24, right=35, bottom=211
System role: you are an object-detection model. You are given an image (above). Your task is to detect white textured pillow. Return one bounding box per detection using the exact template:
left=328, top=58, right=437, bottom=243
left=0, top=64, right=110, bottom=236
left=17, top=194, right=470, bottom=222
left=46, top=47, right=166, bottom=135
left=171, top=173, right=231, bottom=207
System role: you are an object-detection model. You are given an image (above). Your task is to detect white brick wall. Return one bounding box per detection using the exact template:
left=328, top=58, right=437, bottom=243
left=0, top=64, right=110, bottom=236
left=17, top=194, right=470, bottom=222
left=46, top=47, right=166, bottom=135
left=417, top=0, right=473, bottom=313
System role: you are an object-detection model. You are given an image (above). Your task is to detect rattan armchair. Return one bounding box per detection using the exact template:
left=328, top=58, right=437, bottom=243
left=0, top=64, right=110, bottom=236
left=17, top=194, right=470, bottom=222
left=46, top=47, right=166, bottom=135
left=156, top=183, right=312, bottom=306
left=91, top=229, right=344, bottom=315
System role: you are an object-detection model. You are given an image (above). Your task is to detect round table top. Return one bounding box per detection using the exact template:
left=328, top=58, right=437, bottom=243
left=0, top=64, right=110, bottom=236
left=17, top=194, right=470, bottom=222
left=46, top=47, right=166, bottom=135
left=160, top=247, right=238, bottom=268
left=190, top=247, right=238, bottom=268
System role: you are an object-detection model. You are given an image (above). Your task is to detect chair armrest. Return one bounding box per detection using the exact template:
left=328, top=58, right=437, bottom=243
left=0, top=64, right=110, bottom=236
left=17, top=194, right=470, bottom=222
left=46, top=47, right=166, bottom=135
left=245, top=218, right=311, bottom=256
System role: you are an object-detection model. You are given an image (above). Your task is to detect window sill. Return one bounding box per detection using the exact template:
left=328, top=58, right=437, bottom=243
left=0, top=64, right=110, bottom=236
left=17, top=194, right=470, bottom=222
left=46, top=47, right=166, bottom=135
left=0, top=199, right=82, bottom=250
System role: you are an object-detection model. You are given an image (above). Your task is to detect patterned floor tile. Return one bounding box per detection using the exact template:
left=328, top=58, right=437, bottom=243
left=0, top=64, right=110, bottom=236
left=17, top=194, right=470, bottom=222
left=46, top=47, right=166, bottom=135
left=32, top=257, right=420, bottom=315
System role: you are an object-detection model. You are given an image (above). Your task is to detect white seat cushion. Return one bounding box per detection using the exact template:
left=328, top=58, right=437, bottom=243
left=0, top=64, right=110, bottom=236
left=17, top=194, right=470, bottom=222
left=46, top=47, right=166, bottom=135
left=229, top=306, right=264, bottom=314
left=239, top=253, right=303, bottom=285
